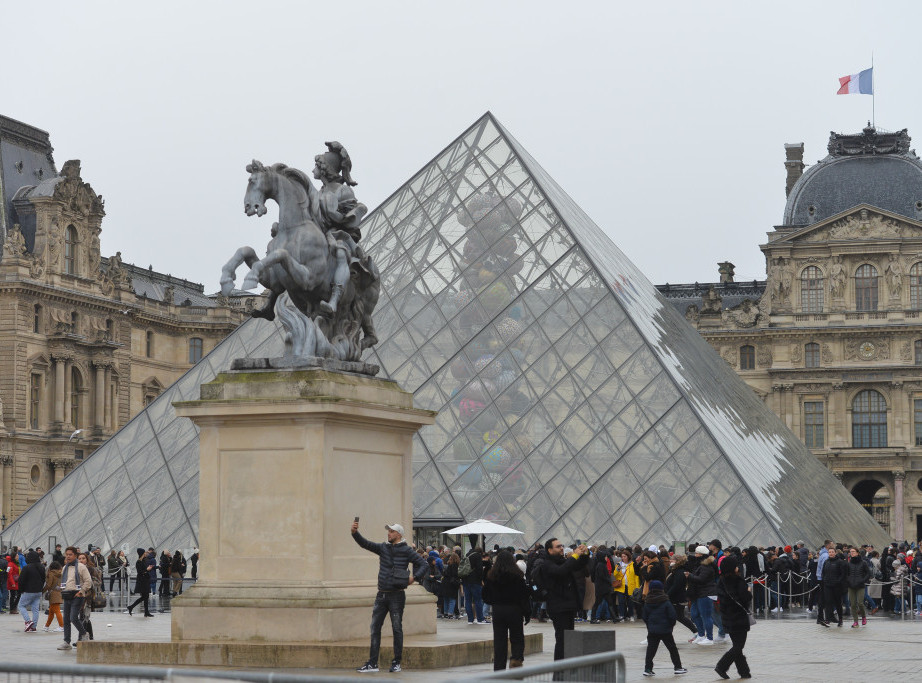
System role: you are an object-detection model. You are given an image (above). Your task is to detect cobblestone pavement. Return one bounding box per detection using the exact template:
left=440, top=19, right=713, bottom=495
left=0, top=607, right=919, bottom=681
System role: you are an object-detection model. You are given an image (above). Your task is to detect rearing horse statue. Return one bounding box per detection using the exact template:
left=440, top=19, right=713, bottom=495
left=220, top=150, right=379, bottom=364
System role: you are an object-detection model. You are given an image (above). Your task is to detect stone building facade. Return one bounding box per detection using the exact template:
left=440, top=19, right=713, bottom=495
left=0, top=115, right=253, bottom=524
left=659, top=125, right=922, bottom=543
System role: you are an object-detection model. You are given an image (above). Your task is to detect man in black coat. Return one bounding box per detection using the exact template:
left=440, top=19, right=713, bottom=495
left=821, top=547, right=847, bottom=627
left=352, top=520, right=427, bottom=674
left=540, top=537, right=589, bottom=660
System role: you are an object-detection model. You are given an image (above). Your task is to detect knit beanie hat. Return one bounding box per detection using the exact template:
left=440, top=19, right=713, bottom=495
left=649, top=580, right=664, bottom=591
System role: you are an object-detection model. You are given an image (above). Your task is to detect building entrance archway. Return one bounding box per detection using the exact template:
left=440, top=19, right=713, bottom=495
left=851, top=479, right=891, bottom=534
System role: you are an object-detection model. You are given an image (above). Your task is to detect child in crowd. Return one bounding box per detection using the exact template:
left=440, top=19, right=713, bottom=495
left=641, top=580, right=687, bottom=677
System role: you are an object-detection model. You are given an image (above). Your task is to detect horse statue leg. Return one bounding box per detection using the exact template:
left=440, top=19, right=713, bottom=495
left=247, top=248, right=317, bottom=303
left=220, top=246, right=259, bottom=296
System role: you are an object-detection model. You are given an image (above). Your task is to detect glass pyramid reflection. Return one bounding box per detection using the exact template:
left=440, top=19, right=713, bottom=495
left=2, top=113, right=891, bottom=553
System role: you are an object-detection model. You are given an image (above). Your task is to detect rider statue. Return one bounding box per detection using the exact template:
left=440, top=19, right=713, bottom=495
left=309, top=142, right=373, bottom=316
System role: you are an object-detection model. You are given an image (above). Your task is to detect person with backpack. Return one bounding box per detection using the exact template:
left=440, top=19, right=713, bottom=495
left=640, top=580, right=687, bottom=677
left=525, top=543, right=549, bottom=622
left=460, top=547, right=487, bottom=625
left=540, top=538, right=589, bottom=660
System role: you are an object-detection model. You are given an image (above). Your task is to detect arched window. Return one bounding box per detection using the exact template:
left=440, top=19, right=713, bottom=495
left=71, top=367, right=82, bottom=428
left=855, top=264, right=879, bottom=311
left=800, top=266, right=824, bottom=313
left=739, top=345, right=755, bottom=370
left=146, top=330, right=154, bottom=357
left=64, top=225, right=78, bottom=275
left=911, top=263, right=922, bottom=310
left=33, top=304, right=42, bottom=334
left=189, top=337, right=203, bottom=364
left=805, top=342, right=820, bottom=368
left=852, top=389, right=887, bottom=448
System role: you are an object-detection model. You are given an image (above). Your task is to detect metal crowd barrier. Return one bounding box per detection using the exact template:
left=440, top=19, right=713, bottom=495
left=455, top=651, right=626, bottom=682
left=0, top=662, right=363, bottom=683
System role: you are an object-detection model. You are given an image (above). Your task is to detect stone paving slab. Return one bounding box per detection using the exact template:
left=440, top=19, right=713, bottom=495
left=1, top=609, right=920, bottom=681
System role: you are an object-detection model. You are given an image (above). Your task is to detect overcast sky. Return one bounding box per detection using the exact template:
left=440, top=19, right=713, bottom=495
left=4, top=1, right=914, bottom=291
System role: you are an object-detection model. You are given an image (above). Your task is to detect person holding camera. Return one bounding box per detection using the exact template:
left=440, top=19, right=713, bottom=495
left=540, top=538, right=589, bottom=660
left=352, top=520, right=427, bottom=674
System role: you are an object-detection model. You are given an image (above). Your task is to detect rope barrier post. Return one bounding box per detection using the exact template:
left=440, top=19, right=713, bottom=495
left=901, top=576, right=906, bottom=622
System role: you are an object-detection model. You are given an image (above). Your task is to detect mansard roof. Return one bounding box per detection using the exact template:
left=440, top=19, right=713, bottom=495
left=0, top=115, right=56, bottom=236
left=783, top=126, right=922, bottom=227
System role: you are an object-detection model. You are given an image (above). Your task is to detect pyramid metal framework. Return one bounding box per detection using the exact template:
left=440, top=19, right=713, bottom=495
left=2, top=114, right=890, bottom=553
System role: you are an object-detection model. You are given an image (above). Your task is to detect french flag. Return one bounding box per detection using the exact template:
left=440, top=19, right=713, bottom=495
left=837, top=68, right=873, bottom=95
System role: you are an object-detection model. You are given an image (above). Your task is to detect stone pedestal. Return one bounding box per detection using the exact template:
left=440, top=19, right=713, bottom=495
left=170, top=368, right=437, bottom=644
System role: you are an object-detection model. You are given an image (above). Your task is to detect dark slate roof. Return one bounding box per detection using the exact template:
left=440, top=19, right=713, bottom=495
left=656, top=280, right=767, bottom=317
left=0, top=115, right=56, bottom=239
left=108, top=259, right=219, bottom=308
left=783, top=126, right=922, bottom=226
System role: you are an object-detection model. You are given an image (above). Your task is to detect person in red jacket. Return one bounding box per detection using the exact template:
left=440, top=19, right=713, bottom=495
left=7, top=554, right=21, bottom=615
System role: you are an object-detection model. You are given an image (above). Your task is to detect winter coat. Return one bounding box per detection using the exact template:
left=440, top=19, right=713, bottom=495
left=823, top=553, right=848, bottom=589
left=17, top=553, right=46, bottom=593
left=7, top=559, right=20, bottom=590
left=352, top=531, right=427, bottom=591
left=462, top=551, right=484, bottom=584
left=440, top=563, right=460, bottom=597
left=890, top=563, right=908, bottom=596
left=770, top=553, right=794, bottom=580
left=540, top=551, right=589, bottom=614
left=482, top=573, right=530, bottom=609
left=592, top=552, right=613, bottom=598
left=641, top=590, right=677, bottom=635
left=716, top=575, right=752, bottom=633
left=686, top=556, right=717, bottom=600
left=619, top=560, right=640, bottom=595
left=846, top=555, right=871, bottom=589
left=44, top=568, right=63, bottom=604
left=665, top=569, right=689, bottom=604
left=796, top=546, right=810, bottom=570
left=134, top=551, right=151, bottom=594
left=640, top=557, right=666, bottom=597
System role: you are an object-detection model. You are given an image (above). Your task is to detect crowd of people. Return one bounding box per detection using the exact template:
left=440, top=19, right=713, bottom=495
left=413, top=537, right=922, bottom=677
left=0, top=543, right=199, bottom=651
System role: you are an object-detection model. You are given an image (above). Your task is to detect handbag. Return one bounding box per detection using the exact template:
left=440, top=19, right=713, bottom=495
left=92, top=591, right=108, bottom=609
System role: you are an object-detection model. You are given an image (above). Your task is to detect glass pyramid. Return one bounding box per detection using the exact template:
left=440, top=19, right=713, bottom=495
left=2, top=114, right=891, bottom=553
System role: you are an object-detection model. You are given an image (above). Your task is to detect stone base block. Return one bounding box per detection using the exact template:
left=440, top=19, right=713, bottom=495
left=78, top=633, right=543, bottom=669
left=564, top=628, right=616, bottom=658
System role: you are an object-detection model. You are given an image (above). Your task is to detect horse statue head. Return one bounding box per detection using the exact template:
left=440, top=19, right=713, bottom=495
left=244, top=159, right=270, bottom=217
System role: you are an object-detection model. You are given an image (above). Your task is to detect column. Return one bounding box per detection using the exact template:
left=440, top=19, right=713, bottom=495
left=63, top=359, right=73, bottom=428
left=783, top=384, right=795, bottom=430
left=53, top=357, right=65, bottom=424
left=1, top=456, right=12, bottom=521
left=49, top=459, right=71, bottom=486
left=772, top=384, right=783, bottom=417
left=94, top=362, right=106, bottom=429
left=830, top=383, right=846, bottom=448
left=894, top=472, right=905, bottom=541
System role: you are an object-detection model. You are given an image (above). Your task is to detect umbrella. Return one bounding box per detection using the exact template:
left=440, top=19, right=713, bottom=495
left=442, top=519, right=523, bottom=535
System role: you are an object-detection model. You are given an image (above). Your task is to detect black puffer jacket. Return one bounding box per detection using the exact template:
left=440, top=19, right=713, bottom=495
left=823, top=553, right=848, bottom=589
left=846, top=554, right=871, bottom=588
left=17, top=551, right=46, bottom=593
left=540, top=551, right=589, bottom=614
left=352, top=531, right=427, bottom=591
left=686, top=556, right=717, bottom=600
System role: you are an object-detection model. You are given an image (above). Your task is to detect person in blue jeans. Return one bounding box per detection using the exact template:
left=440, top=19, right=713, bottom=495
left=17, top=551, right=45, bottom=631
left=463, top=548, right=487, bottom=624
left=686, top=546, right=717, bottom=644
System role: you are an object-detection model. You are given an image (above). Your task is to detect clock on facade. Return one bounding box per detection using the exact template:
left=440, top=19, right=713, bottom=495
left=858, top=341, right=876, bottom=360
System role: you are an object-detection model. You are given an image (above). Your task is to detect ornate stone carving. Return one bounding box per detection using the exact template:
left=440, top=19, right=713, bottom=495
left=721, top=346, right=737, bottom=368
left=845, top=337, right=890, bottom=361
left=821, top=343, right=834, bottom=364
left=828, top=255, right=847, bottom=298
left=827, top=126, right=911, bottom=157
left=829, top=211, right=906, bottom=241
left=901, top=341, right=913, bottom=362
left=88, top=229, right=101, bottom=273
left=757, top=345, right=773, bottom=367
left=3, top=223, right=27, bottom=259
left=701, top=286, right=722, bottom=314
left=722, top=298, right=759, bottom=328
left=894, top=471, right=906, bottom=481
left=767, top=257, right=794, bottom=310
left=163, top=284, right=175, bottom=305
left=885, top=253, right=903, bottom=297
left=0, top=455, right=13, bottom=467
left=52, top=160, right=105, bottom=216
left=791, top=344, right=803, bottom=363
left=29, top=254, right=45, bottom=279
left=799, top=383, right=827, bottom=393
left=49, top=458, right=73, bottom=471
left=685, top=304, right=699, bottom=323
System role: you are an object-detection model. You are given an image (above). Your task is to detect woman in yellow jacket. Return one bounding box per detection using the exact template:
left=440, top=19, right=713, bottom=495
left=616, top=549, right=640, bottom=621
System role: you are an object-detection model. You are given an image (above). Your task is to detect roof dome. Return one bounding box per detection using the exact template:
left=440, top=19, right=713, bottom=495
left=783, top=126, right=922, bottom=226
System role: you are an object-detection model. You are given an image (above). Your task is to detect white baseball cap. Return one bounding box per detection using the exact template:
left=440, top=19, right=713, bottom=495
left=385, top=523, right=405, bottom=536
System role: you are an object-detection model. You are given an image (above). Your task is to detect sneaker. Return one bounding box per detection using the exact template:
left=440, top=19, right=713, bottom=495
left=57, top=642, right=71, bottom=650
left=713, top=634, right=729, bottom=643
left=55, top=627, right=65, bottom=632
left=389, top=661, right=401, bottom=673
left=24, top=621, right=33, bottom=632
left=688, top=635, right=701, bottom=643
left=42, top=626, right=51, bottom=632
left=697, top=638, right=714, bottom=646
left=356, top=663, right=379, bottom=673
left=475, top=620, right=488, bottom=625
left=851, top=622, right=859, bottom=628
left=862, top=617, right=867, bottom=626
left=642, top=671, right=655, bottom=678
left=640, top=639, right=648, bottom=645
left=819, top=620, right=829, bottom=627
left=674, top=668, right=688, bottom=675
left=27, top=623, right=37, bottom=632
left=770, top=606, right=783, bottom=613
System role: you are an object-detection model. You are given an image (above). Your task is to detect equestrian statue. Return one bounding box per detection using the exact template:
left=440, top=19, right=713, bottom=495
left=220, top=142, right=380, bottom=368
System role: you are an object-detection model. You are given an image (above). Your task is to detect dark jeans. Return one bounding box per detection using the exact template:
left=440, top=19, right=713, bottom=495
left=9, top=589, right=20, bottom=612
left=127, top=590, right=151, bottom=616
left=814, top=579, right=825, bottom=622
left=824, top=584, right=843, bottom=624
left=109, top=572, right=122, bottom=592
left=368, top=590, right=406, bottom=666
left=673, top=602, right=697, bottom=634
left=645, top=632, right=682, bottom=672
left=464, top=582, right=485, bottom=622
left=491, top=603, right=525, bottom=670
left=715, top=630, right=750, bottom=677
left=62, top=596, right=86, bottom=644
left=549, top=610, right=575, bottom=661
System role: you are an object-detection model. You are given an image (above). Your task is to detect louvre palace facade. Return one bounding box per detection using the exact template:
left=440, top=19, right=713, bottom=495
left=0, top=115, right=254, bottom=525
left=660, top=125, right=922, bottom=543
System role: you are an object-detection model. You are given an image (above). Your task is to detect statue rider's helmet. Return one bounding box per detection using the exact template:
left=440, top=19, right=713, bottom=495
left=315, top=141, right=357, bottom=187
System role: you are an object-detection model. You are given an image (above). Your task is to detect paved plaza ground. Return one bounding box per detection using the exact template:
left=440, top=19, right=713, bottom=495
left=1, top=599, right=920, bottom=681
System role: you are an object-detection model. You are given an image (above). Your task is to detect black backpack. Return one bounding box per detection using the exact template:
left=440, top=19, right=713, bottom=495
left=529, top=557, right=548, bottom=601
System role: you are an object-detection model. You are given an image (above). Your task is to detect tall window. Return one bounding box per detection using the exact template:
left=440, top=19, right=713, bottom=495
left=804, top=401, right=824, bottom=448
left=64, top=225, right=77, bottom=275
left=852, top=389, right=887, bottom=448
left=915, top=399, right=922, bottom=446
left=146, top=331, right=154, bottom=357
left=33, top=304, right=42, bottom=334
left=105, top=318, right=113, bottom=341
left=189, top=337, right=203, bottom=364
left=911, top=263, right=922, bottom=309
left=70, top=311, right=78, bottom=334
left=739, top=345, right=755, bottom=370
left=916, top=340, right=922, bottom=366
left=30, top=373, right=41, bottom=429
left=801, top=266, right=824, bottom=313
left=855, top=264, right=879, bottom=311
left=805, top=342, right=820, bottom=368
left=71, top=367, right=82, bottom=427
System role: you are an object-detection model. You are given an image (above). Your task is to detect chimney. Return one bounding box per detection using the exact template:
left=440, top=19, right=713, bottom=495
left=784, top=142, right=804, bottom=197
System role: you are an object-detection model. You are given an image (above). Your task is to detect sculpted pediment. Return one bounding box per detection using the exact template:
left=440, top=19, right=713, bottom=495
left=789, top=206, right=922, bottom=244
left=52, top=160, right=105, bottom=217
